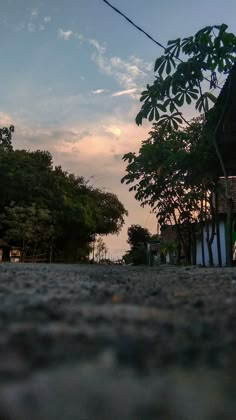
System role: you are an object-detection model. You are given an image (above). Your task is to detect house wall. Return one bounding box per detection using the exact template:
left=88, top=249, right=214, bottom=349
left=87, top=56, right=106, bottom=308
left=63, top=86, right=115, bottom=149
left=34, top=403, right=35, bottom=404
left=196, top=221, right=226, bottom=266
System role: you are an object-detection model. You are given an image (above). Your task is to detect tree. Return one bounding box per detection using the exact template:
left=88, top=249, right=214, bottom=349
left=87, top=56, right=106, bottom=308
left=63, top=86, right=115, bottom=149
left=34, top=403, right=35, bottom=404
left=127, top=224, right=151, bottom=247
left=126, top=224, right=151, bottom=265
left=89, top=189, right=128, bottom=235
left=0, top=135, right=128, bottom=262
left=95, top=236, right=108, bottom=262
left=133, top=24, right=236, bottom=265
left=0, top=125, right=14, bottom=151
left=122, top=119, right=222, bottom=265
left=0, top=204, right=55, bottom=259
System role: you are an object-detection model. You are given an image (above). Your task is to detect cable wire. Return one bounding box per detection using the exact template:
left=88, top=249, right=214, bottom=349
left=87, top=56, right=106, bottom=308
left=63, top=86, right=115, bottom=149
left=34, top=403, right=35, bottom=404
left=101, top=0, right=165, bottom=50
left=101, top=0, right=221, bottom=88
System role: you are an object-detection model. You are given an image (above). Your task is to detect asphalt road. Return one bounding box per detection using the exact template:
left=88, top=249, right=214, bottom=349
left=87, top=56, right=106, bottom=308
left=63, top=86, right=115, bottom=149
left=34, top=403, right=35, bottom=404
left=0, top=263, right=236, bottom=419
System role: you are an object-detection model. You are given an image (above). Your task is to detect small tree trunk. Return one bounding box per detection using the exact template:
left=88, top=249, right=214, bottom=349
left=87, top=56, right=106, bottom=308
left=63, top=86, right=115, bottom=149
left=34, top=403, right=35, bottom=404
left=214, top=187, right=222, bottom=267
left=200, top=197, right=205, bottom=267
left=205, top=193, right=214, bottom=266
left=205, top=221, right=213, bottom=266
left=191, top=224, right=197, bottom=265
left=206, top=194, right=216, bottom=266
left=226, top=198, right=233, bottom=266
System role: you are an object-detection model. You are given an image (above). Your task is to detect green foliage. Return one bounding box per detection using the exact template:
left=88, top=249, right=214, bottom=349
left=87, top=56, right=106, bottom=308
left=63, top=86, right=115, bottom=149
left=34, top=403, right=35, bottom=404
left=130, top=243, right=147, bottom=265
left=125, top=224, right=151, bottom=265
left=0, top=125, right=14, bottom=151
left=0, top=131, right=128, bottom=262
left=90, top=189, right=128, bottom=235
left=95, top=236, right=108, bottom=262
left=0, top=204, right=55, bottom=257
left=127, top=224, right=151, bottom=247
left=160, top=242, right=177, bottom=256
left=122, top=119, right=219, bottom=227
left=136, top=24, right=236, bottom=128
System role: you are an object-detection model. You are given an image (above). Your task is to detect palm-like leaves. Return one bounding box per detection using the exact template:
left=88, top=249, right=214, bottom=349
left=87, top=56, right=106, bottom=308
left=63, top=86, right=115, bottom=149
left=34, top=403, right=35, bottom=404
left=136, top=24, right=236, bottom=127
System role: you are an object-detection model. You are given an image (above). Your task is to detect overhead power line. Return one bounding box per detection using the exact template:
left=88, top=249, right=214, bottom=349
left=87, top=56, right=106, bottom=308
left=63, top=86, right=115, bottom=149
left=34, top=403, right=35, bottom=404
left=101, top=0, right=165, bottom=50
left=101, top=0, right=220, bottom=89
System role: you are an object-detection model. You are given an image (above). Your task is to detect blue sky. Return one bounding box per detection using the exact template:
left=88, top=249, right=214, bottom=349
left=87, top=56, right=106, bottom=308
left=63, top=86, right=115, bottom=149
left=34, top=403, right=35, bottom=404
left=1, top=0, right=236, bottom=258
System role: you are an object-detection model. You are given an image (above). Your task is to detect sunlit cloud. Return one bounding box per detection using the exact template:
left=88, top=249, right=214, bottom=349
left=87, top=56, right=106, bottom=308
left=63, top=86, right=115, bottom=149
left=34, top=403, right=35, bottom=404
left=0, top=112, right=15, bottom=126
left=112, top=88, right=137, bottom=97
left=87, top=38, right=151, bottom=92
left=105, top=126, right=121, bottom=137
left=57, top=28, right=73, bottom=40
left=74, top=33, right=152, bottom=96
left=91, top=89, right=107, bottom=95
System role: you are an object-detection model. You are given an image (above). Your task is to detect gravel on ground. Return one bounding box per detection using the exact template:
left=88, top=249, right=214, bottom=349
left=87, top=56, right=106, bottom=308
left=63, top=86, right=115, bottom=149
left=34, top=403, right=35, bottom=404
left=0, top=263, right=236, bottom=419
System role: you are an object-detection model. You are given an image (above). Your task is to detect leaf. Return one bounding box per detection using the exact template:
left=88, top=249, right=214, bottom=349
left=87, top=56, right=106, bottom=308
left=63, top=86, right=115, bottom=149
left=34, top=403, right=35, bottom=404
left=164, top=98, right=171, bottom=107
left=181, top=36, right=194, bottom=54
left=154, top=56, right=165, bottom=72
left=140, top=91, right=149, bottom=102
left=174, top=94, right=184, bottom=107
left=166, top=59, right=172, bottom=75
left=174, top=117, right=183, bottom=124
left=195, top=26, right=212, bottom=38
left=158, top=60, right=167, bottom=76
left=167, top=38, right=180, bottom=46
left=135, top=111, right=143, bottom=126
left=195, top=96, right=203, bottom=113
left=188, top=90, right=198, bottom=100
left=218, top=23, right=228, bottom=36
left=166, top=38, right=181, bottom=58
left=186, top=94, right=192, bottom=105
left=153, top=108, right=159, bottom=121
left=205, top=92, right=217, bottom=104
left=172, top=119, right=178, bottom=130
left=148, top=108, right=155, bottom=122
left=156, top=103, right=166, bottom=112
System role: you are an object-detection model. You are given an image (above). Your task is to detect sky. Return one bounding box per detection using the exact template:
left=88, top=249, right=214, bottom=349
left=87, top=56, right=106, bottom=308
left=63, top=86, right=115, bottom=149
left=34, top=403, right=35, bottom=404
left=1, top=0, right=236, bottom=259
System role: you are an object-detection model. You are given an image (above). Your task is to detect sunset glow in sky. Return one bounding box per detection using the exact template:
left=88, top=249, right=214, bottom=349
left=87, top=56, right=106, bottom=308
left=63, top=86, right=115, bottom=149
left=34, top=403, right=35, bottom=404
left=1, top=0, right=236, bottom=258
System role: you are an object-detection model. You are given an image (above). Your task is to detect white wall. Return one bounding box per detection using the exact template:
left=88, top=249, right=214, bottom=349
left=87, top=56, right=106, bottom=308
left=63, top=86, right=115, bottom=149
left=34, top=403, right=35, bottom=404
left=196, top=221, right=226, bottom=266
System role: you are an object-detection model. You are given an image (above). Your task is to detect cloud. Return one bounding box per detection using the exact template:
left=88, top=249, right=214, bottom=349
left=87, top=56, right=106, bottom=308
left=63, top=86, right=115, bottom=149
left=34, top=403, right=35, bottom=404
left=31, top=9, right=38, bottom=18
left=57, top=28, right=73, bottom=41
left=88, top=38, right=106, bottom=54
left=79, top=36, right=152, bottom=94
left=0, top=112, right=15, bottom=126
left=112, top=88, right=137, bottom=97
left=14, top=22, right=25, bottom=32
left=105, top=126, right=121, bottom=137
left=44, top=16, right=52, bottom=23
left=16, top=9, right=51, bottom=33
left=27, top=23, right=36, bottom=32
left=91, top=89, right=107, bottom=95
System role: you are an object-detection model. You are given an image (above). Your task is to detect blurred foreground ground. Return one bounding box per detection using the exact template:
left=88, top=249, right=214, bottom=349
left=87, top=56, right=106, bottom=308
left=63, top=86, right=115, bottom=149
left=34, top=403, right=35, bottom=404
left=0, top=263, right=236, bottom=419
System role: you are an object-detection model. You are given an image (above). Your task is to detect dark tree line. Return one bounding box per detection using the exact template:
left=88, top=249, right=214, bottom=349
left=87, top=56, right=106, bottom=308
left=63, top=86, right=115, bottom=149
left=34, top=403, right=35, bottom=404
left=0, top=127, right=128, bottom=262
